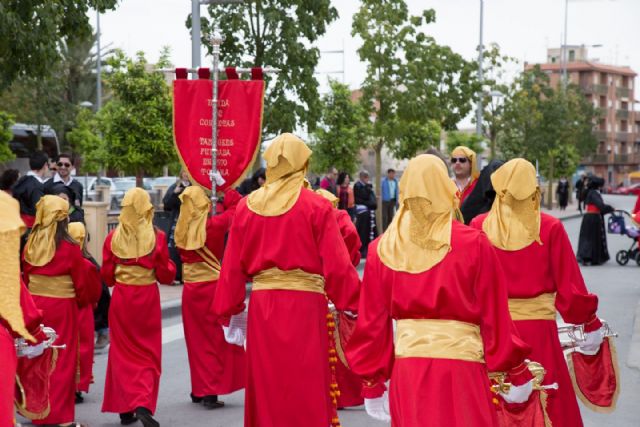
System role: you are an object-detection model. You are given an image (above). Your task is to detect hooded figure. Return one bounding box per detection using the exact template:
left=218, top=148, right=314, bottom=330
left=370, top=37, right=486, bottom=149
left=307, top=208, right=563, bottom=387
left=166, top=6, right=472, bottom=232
left=460, top=159, right=505, bottom=224
left=347, top=154, right=532, bottom=427
left=22, top=195, right=100, bottom=426
left=101, top=188, right=176, bottom=426
left=470, top=159, right=604, bottom=427
left=213, top=133, right=360, bottom=427
left=576, top=176, right=614, bottom=265
left=175, top=186, right=245, bottom=409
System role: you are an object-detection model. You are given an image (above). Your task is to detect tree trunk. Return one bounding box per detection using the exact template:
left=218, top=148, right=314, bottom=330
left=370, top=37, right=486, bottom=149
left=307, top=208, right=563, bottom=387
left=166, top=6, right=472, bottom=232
left=136, top=168, right=143, bottom=188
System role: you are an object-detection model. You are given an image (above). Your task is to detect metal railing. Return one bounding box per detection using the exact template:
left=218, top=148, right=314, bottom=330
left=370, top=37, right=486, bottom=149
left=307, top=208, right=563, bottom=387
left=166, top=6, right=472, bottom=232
left=616, top=87, right=631, bottom=98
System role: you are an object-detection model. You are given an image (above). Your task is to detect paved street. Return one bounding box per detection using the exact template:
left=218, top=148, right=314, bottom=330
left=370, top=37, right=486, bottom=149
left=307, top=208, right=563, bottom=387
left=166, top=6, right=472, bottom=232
left=18, top=195, right=639, bottom=427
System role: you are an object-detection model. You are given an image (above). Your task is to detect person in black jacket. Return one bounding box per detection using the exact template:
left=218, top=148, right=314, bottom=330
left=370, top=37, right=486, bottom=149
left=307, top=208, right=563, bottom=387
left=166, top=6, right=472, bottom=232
left=49, top=183, right=85, bottom=223
left=12, top=150, right=49, bottom=228
left=44, top=153, right=84, bottom=207
left=237, top=167, right=266, bottom=196
left=556, top=177, right=570, bottom=210
left=163, top=171, right=192, bottom=283
left=577, top=176, right=614, bottom=265
left=460, top=159, right=505, bottom=225
left=353, top=170, right=378, bottom=257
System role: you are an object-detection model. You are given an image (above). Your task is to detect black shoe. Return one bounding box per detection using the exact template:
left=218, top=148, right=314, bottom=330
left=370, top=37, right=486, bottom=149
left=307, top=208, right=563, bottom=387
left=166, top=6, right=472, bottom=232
left=202, top=395, right=225, bottom=409
left=119, top=412, right=137, bottom=425
left=190, top=393, right=203, bottom=403
left=75, top=391, right=84, bottom=404
left=135, top=407, right=160, bottom=427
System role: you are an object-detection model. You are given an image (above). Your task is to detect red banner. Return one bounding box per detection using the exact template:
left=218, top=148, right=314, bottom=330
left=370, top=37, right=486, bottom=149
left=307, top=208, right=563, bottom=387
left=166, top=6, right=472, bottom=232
left=173, top=79, right=264, bottom=191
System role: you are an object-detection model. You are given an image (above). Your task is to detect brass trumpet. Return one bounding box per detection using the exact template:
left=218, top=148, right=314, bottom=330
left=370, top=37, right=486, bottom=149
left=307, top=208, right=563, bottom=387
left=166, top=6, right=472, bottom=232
left=489, top=361, right=559, bottom=394
left=15, top=325, right=66, bottom=357
left=558, top=320, right=618, bottom=351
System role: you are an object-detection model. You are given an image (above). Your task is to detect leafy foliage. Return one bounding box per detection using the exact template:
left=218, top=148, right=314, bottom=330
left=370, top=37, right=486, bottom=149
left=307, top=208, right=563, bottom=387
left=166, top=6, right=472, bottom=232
left=445, top=131, right=484, bottom=155
left=0, top=111, right=16, bottom=162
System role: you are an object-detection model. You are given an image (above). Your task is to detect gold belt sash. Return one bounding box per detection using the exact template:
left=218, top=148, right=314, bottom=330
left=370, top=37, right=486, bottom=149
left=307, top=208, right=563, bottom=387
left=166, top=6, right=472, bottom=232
left=183, top=262, right=219, bottom=283
left=508, top=292, right=556, bottom=321
left=395, top=319, right=485, bottom=363
left=252, top=267, right=325, bottom=294
left=29, top=274, right=75, bottom=298
left=115, top=265, right=156, bottom=286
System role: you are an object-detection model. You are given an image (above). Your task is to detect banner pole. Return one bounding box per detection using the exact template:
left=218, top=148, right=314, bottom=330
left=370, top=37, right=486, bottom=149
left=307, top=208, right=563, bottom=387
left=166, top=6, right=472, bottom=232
left=210, top=28, right=224, bottom=210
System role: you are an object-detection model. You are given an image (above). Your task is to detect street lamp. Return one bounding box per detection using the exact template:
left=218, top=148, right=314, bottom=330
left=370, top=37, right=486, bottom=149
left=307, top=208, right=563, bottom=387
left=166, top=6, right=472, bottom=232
left=192, top=0, right=245, bottom=76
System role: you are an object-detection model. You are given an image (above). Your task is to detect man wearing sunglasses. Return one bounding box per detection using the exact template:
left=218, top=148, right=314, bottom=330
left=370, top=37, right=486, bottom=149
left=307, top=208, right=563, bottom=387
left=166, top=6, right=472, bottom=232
left=450, top=145, right=480, bottom=205
left=44, top=153, right=84, bottom=207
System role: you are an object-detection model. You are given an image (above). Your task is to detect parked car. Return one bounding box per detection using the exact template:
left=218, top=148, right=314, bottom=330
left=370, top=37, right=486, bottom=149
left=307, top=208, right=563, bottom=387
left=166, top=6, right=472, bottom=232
left=151, top=176, right=178, bottom=188
left=75, top=176, right=119, bottom=209
left=616, top=183, right=640, bottom=196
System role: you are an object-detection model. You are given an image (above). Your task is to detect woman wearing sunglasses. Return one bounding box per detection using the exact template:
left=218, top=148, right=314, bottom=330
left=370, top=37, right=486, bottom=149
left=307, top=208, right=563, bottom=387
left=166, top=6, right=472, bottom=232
left=450, top=146, right=480, bottom=205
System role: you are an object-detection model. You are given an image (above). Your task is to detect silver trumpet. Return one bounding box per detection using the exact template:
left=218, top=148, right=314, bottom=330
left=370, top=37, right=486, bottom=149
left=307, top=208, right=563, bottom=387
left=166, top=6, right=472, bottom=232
left=558, top=320, right=618, bottom=351
left=15, top=325, right=66, bottom=357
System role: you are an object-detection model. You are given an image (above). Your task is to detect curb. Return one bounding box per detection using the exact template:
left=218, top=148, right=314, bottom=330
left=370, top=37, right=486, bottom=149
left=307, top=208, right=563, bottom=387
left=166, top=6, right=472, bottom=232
left=628, top=301, right=640, bottom=371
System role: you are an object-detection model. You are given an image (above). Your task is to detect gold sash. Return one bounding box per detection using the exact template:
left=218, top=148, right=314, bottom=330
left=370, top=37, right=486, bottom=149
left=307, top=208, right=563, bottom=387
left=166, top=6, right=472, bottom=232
left=395, top=319, right=485, bottom=363
left=508, top=293, right=556, bottom=321
left=183, top=262, right=220, bottom=283
left=115, top=264, right=156, bottom=286
left=29, top=274, right=75, bottom=298
left=252, top=267, right=325, bottom=294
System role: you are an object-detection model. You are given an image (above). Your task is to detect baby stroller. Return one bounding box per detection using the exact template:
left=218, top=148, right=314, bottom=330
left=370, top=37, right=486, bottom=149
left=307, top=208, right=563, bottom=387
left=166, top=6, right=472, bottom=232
left=607, top=210, right=640, bottom=266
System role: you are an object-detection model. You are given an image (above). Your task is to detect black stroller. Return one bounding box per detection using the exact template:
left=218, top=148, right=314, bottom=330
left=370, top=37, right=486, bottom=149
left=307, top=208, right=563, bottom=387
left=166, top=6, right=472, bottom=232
left=607, top=210, right=640, bottom=266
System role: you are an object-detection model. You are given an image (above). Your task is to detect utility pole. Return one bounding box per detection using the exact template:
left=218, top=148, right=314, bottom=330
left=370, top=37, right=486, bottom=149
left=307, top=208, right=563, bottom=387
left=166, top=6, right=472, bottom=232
left=475, top=0, right=484, bottom=170
left=96, top=10, right=102, bottom=110
left=191, top=0, right=201, bottom=75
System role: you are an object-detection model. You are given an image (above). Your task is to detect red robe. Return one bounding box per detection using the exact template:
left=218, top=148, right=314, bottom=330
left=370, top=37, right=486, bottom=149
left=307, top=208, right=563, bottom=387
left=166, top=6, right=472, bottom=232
left=471, top=213, right=600, bottom=427
left=179, top=198, right=245, bottom=398
left=77, top=306, right=95, bottom=393
left=101, top=230, right=176, bottom=415
left=0, top=282, right=44, bottom=427
left=332, top=209, right=364, bottom=408
left=346, top=222, right=532, bottom=427
left=458, top=177, right=478, bottom=205
left=213, top=189, right=361, bottom=427
left=22, top=240, right=101, bottom=425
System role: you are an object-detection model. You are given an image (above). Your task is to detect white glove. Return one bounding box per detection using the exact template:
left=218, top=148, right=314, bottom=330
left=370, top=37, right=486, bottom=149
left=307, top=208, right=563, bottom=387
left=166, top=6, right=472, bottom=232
left=211, top=171, right=226, bottom=187
left=500, top=379, right=534, bottom=404
left=364, top=391, right=391, bottom=422
left=19, top=342, right=45, bottom=359
left=579, top=328, right=604, bottom=355
left=223, top=312, right=247, bottom=347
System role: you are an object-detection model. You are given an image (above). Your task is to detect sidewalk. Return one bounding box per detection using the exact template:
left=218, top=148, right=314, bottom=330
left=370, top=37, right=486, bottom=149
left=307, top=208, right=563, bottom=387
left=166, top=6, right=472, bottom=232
left=540, top=199, right=583, bottom=222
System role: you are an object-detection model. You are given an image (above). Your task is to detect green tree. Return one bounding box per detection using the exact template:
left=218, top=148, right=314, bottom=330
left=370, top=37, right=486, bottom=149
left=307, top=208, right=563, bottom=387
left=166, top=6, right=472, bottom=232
left=97, top=51, right=176, bottom=185
left=66, top=108, right=104, bottom=173
left=310, top=80, right=371, bottom=175
left=0, top=0, right=119, bottom=91
left=352, top=0, right=475, bottom=197
left=194, top=0, right=337, bottom=141
left=0, top=111, right=16, bottom=163
left=445, top=131, right=484, bottom=155
left=497, top=66, right=597, bottom=206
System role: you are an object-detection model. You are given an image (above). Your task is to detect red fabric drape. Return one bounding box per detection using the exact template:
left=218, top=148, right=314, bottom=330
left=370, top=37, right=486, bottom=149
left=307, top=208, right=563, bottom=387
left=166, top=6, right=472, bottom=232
left=569, top=337, right=619, bottom=412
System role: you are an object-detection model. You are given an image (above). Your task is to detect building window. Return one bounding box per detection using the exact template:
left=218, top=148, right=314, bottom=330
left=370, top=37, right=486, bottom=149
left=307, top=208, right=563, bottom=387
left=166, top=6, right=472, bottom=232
left=600, top=72, right=607, bottom=84
left=598, top=141, right=605, bottom=154
left=600, top=95, right=607, bottom=108
left=551, top=57, right=556, bottom=64
left=621, top=120, right=628, bottom=132
left=621, top=101, right=628, bottom=110
left=599, top=119, right=606, bottom=131
left=622, top=76, right=629, bottom=88
left=569, top=50, right=575, bottom=61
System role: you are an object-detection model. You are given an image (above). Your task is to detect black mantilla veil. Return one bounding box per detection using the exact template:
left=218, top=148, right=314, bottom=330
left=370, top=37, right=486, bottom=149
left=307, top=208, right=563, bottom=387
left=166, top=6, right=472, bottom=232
left=460, top=159, right=505, bottom=225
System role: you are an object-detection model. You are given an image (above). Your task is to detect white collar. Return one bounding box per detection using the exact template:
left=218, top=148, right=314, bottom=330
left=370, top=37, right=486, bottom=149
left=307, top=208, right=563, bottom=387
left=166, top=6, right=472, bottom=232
left=53, top=173, right=73, bottom=186
left=26, top=170, right=47, bottom=184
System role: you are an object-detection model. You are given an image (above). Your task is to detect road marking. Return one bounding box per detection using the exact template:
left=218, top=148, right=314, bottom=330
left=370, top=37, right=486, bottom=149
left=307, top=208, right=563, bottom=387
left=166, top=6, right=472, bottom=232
left=162, top=323, right=184, bottom=345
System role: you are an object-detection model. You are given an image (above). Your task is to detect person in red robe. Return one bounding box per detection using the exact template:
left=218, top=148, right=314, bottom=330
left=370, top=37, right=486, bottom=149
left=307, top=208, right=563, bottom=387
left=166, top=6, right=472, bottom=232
left=212, top=133, right=361, bottom=427
left=346, top=154, right=534, bottom=427
left=0, top=191, right=46, bottom=427
left=316, top=188, right=364, bottom=408
left=22, top=195, right=101, bottom=426
left=68, top=222, right=101, bottom=402
left=174, top=186, right=245, bottom=408
left=470, top=158, right=605, bottom=427
left=101, top=188, right=176, bottom=427
left=450, top=145, right=479, bottom=205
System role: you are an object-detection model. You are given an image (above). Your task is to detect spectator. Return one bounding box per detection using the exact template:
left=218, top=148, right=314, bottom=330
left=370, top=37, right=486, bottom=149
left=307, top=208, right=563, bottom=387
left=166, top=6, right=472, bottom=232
left=577, top=176, right=614, bottom=265
left=12, top=150, right=48, bottom=228
left=336, top=172, right=355, bottom=220
left=575, top=174, right=586, bottom=213
left=381, top=168, right=399, bottom=231
left=163, top=170, right=192, bottom=283
left=237, top=168, right=266, bottom=196
left=354, top=170, right=378, bottom=257
left=45, top=153, right=84, bottom=207
left=319, top=166, right=338, bottom=196
left=49, top=183, right=85, bottom=223
left=0, top=169, right=20, bottom=195
left=460, top=159, right=505, bottom=225
left=556, top=177, right=569, bottom=210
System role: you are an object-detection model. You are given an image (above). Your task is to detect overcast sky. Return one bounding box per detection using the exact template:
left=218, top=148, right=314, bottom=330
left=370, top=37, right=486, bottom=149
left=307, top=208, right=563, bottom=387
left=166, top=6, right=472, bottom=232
left=96, top=0, right=640, bottom=125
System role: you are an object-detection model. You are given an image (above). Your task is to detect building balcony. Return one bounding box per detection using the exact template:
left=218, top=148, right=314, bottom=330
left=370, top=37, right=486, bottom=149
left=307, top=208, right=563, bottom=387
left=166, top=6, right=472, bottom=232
left=616, top=132, right=632, bottom=142
left=591, top=84, right=609, bottom=95
left=616, top=110, right=630, bottom=120
left=594, top=130, right=608, bottom=140
left=596, top=107, right=608, bottom=118
left=613, top=153, right=640, bottom=164
left=583, top=153, right=610, bottom=164
left=616, top=87, right=632, bottom=98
